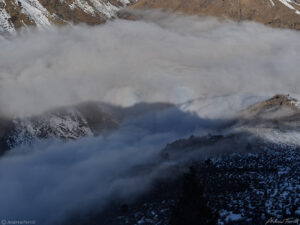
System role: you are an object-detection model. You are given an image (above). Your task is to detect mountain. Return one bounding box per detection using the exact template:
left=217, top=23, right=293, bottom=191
left=67, top=95, right=300, bottom=225
left=2, top=94, right=297, bottom=155
left=0, top=95, right=299, bottom=224
left=0, top=101, right=172, bottom=155
left=234, top=94, right=300, bottom=145
left=2, top=0, right=300, bottom=35
left=0, top=102, right=119, bottom=153
left=162, top=94, right=300, bottom=161
left=0, top=0, right=135, bottom=35
left=240, top=94, right=300, bottom=116
left=129, top=0, right=300, bottom=30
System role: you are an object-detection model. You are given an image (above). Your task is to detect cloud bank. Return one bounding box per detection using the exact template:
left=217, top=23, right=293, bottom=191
left=0, top=13, right=299, bottom=117
left=0, top=12, right=300, bottom=224
left=0, top=108, right=210, bottom=224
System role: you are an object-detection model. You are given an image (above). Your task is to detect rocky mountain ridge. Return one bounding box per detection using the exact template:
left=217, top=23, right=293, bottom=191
left=130, top=0, right=300, bottom=30
left=0, top=0, right=135, bottom=35
left=2, top=0, right=300, bottom=36
left=0, top=101, right=172, bottom=155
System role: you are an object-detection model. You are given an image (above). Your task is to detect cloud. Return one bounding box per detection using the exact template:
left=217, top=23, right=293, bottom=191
left=0, top=107, right=212, bottom=224
left=0, top=12, right=300, bottom=224
left=0, top=13, right=299, bottom=117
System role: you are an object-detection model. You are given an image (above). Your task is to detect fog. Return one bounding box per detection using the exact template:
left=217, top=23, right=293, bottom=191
left=0, top=12, right=300, bottom=224
left=0, top=13, right=299, bottom=117
left=0, top=107, right=215, bottom=224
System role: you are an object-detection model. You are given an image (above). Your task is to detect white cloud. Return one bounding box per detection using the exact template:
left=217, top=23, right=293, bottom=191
left=0, top=12, right=300, bottom=224
left=0, top=13, right=299, bottom=117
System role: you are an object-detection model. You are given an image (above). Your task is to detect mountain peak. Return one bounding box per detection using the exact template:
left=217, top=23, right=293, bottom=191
left=245, top=94, right=300, bottom=114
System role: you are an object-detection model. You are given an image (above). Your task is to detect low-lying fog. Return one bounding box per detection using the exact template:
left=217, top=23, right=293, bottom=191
left=0, top=12, right=300, bottom=224
left=0, top=12, right=300, bottom=117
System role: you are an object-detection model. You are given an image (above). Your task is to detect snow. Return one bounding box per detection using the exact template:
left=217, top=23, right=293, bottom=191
left=179, top=94, right=264, bottom=120
left=0, top=0, right=132, bottom=34
left=289, top=97, right=300, bottom=108
left=248, top=128, right=300, bottom=146
left=225, top=212, right=243, bottom=222
left=277, top=0, right=300, bottom=14
left=8, top=109, right=94, bottom=148
left=69, top=0, right=96, bottom=15
left=0, top=0, right=16, bottom=34
left=88, top=0, right=119, bottom=18
left=18, top=0, right=52, bottom=28
left=68, top=0, right=130, bottom=18
left=219, top=210, right=243, bottom=223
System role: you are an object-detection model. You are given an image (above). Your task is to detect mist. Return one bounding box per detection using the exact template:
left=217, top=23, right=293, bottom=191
left=0, top=11, right=300, bottom=224
left=0, top=12, right=300, bottom=117
left=0, top=107, right=215, bottom=224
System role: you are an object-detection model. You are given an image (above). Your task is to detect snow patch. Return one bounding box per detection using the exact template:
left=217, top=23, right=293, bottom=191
left=88, top=0, right=118, bottom=18
left=277, top=0, right=300, bottom=14
left=0, top=0, right=16, bottom=34
left=18, top=0, right=52, bottom=28
left=69, top=0, right=96, bottom=16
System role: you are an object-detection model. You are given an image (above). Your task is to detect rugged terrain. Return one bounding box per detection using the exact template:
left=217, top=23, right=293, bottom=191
left=0, top=95, right=299, bottom=225
left=2, top=0, right=300, bottom=35
left=62, top=95, right=300, bottom=225
left=0, top=102, right=172, bottom=154
left=0, top=0, right=135, bottom=35
left=129, top=0, right=300, bottom=30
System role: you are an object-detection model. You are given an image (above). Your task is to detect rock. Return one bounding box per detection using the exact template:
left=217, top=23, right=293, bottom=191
left=129, top=0, right=300, bottom=30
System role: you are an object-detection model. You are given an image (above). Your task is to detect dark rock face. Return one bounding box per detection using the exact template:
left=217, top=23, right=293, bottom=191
left=169, top=167, right=218, bottom=225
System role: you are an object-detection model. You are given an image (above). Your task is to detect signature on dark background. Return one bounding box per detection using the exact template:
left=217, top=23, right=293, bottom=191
left=265, top=217, right=299, bottom=225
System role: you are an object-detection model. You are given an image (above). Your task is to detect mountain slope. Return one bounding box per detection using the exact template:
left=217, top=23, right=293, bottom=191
left=67, top=95, right=300, bottom=225
left=0, top=0, right=135, bottom=35
left=130, top=0, right=300, bottom=29
left=0, top=102, right=120, bottom=153
left=0, top=101, right=172, bottom=154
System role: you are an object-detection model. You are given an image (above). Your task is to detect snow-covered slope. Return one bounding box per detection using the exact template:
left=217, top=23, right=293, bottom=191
left=0, top=0, right=135, bottom=35
left=234, top=94, right=300, bottom=146
left=2, top=0, right=300, bottom=34
left=178, top=94, right=300, bottom=146
left=0, top=102, right=120, bottom=152
left=0, top=101, right=172, bottom=154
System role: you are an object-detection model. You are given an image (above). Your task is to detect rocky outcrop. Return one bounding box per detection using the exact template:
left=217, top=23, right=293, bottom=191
left=0, top=0, right=135, bottom=35
left=237, top=94, right=300, bottom=134
left=241, top=94, right=300, bottom=117
left=129, top=0, right=300, bottom=30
